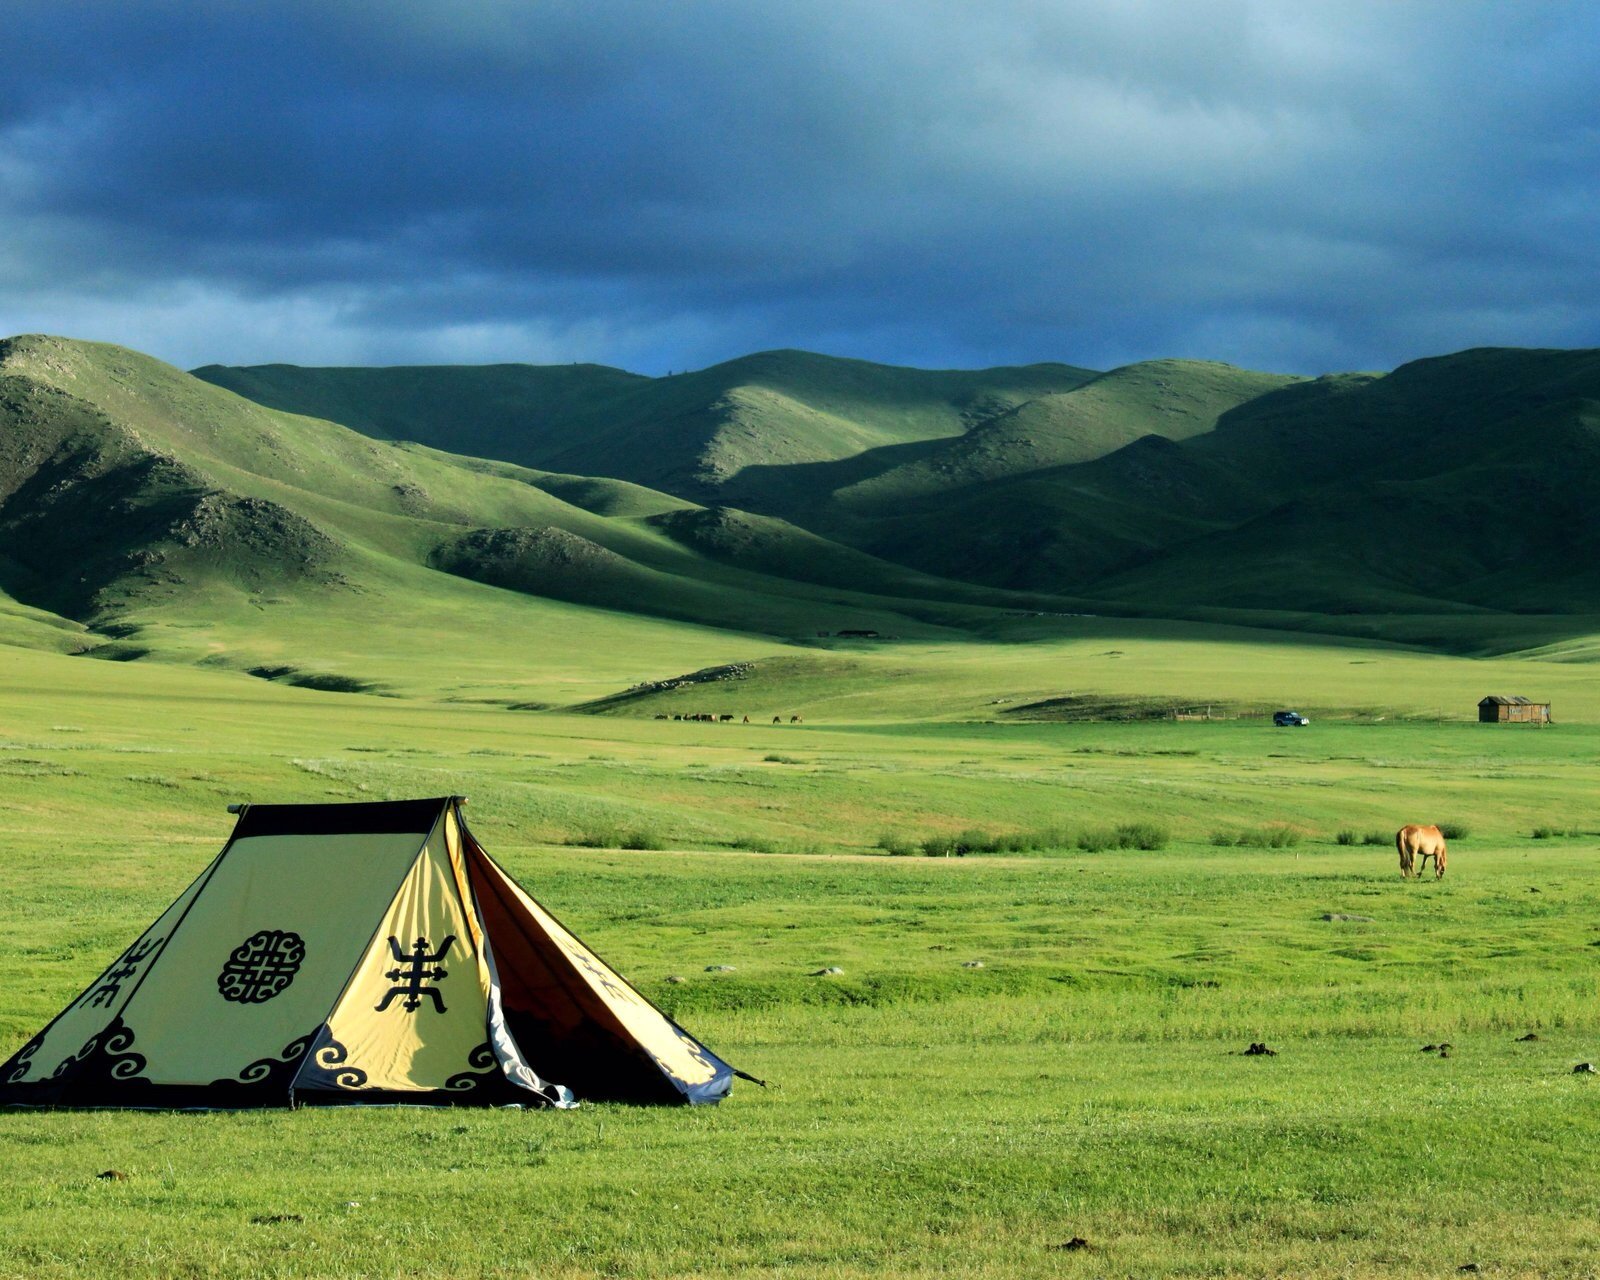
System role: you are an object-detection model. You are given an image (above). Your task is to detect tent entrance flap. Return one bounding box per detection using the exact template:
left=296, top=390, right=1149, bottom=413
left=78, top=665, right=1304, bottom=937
left=461, top=830, right=735, bottom=1105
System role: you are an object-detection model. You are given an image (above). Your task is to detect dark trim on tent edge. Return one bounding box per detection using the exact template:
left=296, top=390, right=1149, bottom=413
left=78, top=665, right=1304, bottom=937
left=231, top=797, right=451, bottom=838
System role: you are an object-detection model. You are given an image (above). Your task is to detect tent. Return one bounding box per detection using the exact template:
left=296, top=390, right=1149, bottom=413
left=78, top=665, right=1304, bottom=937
left=0, top=797, right=746, bottom=1109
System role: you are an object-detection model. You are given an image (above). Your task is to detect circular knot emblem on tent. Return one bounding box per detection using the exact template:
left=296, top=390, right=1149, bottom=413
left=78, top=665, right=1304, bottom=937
left=217, top=930, right=306, bottom=1004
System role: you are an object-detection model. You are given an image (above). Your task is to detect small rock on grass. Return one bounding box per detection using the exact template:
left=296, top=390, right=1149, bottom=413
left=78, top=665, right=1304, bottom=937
left=704, top=964, right=736, bottom=972
left=1321, top=913, right=1374, bottom=922
left=665, top=975, right=686, bottom=984
left=1517, top=1032, right=1540, bottom=1042
left=809, top=966, right=844, bottom=976
left=1574, top=1062, right=1597, bottom=1075
left=962, top=960, right=984, bottom=969
left=1048, top=1237, right=1091, bottom=1252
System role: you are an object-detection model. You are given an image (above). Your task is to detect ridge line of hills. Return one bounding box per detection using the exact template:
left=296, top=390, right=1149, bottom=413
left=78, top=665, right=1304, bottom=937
left=192, top=339, right=1600, bottom=619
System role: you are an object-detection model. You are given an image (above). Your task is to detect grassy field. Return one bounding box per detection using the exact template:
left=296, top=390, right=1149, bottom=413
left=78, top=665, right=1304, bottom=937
left=2, top=629, right=1599, bottom=1278
left=6, top=332, right=1600, bottom=1276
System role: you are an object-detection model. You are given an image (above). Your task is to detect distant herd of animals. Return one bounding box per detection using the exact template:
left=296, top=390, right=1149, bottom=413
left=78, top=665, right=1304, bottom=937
left=655, top=713, right=804, bottom=723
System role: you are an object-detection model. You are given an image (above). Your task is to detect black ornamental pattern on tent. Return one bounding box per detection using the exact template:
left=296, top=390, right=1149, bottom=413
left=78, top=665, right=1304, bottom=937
left=307, top=1031, right=369, bottom=1089
left=81, top=937, right=165, bottom=1010
left=443, top=1042, right=501, bottom=1092
left=219, top=1029, right=321, bottom=1090
left=375, top=935, right=455, bottom=1013
left=1, top=1029, right=48, bottom=1086
left=217, top=930, right=306, bottom=1004
left=25, top=1019, right=368, bottom=1106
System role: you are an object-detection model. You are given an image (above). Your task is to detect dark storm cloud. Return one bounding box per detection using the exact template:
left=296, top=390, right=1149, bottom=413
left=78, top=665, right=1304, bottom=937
left=1, top=0, right=1597, bottom=373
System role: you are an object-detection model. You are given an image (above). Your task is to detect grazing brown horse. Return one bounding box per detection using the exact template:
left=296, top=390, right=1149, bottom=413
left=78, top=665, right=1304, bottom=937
left=1396, top=824, right=1448, bottom=879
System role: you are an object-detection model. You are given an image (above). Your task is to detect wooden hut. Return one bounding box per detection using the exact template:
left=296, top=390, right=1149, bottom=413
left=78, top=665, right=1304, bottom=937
left=1478, top=695, right=1550, bottom=724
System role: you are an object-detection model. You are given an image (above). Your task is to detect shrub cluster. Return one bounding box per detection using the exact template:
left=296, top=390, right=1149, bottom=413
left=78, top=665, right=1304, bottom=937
left=1212, top=826, right=1302, bottom=848
left=1435, top=822, right=1470, bottom=840
left=877, top=822, right=1168, bottom=857
left=992, top=826, right=1078, bottom=852
left=1076, top=823, right=1169, bottom=852
left=733, top=835, right=824, bottom=855
left=1532, top=825, right=1584, bottom=839
left=1340, top=828, right=1405, bottom=846
left=570, top=825, right=665, bottom=851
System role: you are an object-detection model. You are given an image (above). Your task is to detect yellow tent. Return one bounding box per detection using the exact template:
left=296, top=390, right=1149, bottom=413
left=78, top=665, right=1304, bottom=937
left=0, top=797, right=745, bottom=1108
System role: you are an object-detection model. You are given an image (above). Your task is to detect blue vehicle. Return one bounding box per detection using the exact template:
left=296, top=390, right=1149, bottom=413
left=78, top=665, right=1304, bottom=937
left=1273, top=710, right=1310, bottom=727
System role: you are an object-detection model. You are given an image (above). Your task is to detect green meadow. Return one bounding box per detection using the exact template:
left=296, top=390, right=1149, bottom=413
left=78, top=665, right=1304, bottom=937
left=2, top=627, right=1599, bottom=1279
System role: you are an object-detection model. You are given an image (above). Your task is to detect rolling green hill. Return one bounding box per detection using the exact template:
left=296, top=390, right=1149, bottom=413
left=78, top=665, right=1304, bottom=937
left=194, top=349, right=1100, bottom=506
left=1091, top=349, right=1600, bottom=611
left=1, top=335, right=1086, bottom=699
left=196, top=344, right=1600, bottom=617
left=828, top=358, right=1298, bottom=508
left=4, top=332, right=1600, bottom=711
